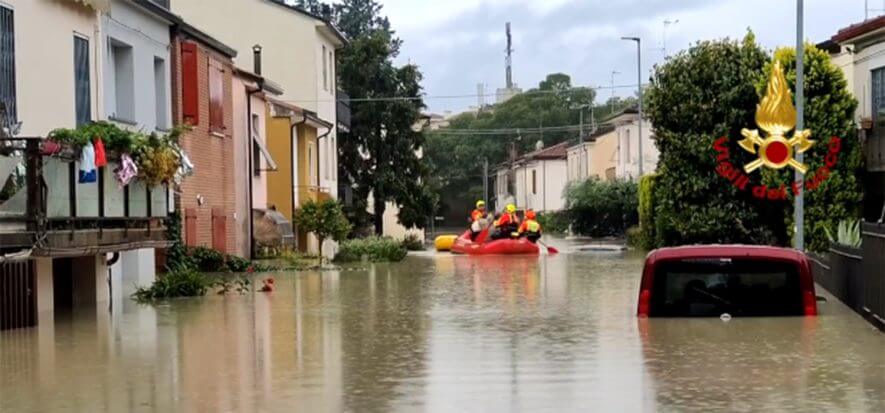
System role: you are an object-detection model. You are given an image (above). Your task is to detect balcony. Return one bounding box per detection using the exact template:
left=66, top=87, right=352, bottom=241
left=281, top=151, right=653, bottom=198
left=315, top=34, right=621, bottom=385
left=0, top=138, right=170, bottom=257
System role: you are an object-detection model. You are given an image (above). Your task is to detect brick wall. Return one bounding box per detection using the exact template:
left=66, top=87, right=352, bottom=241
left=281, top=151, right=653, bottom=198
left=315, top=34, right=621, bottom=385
left=171, top=35, right=237, bottom=256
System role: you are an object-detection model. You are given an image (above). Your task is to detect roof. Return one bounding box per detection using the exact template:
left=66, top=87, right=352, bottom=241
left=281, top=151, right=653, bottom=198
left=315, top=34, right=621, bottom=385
left=645, top=245, right=804, bottom=263
left=832, top=15, right=885, bottom=43
left=520, top=141, right=569, bottom=161
left=264, top=0, right=348, bottom=46
left=131, top=0, right=237, bottom=58
left=234, top=67, right=285, bottom=95
left=816, top=39, right=841, bottom=54
left=266, top=97, right=333, bottom=129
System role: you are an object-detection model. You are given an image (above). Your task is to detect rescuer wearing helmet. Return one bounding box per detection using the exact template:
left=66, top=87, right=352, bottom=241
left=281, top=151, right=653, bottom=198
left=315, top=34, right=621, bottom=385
left=518, top=210, right=542, bottom=243
left=492, top=204, right=520, bottom=239
left=469, top=200, right=491, bottom=240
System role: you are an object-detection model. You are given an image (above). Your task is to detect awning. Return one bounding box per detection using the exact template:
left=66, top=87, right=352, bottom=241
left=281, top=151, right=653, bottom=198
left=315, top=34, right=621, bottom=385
left=253, top=136, right=277, bottom=171
left=68, top=0, right=111, bottom=12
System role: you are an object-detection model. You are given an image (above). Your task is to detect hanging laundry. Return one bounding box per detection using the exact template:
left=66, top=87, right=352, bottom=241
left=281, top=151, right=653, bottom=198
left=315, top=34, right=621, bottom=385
left=114, top=154, right=138, bottom=187
left=93, top=136, right=107, bottom=168
left=78, top=142, right=97, bottom=183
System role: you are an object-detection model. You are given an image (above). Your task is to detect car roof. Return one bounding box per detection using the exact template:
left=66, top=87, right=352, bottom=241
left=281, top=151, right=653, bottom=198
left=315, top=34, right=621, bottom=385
left=646, top=244, right=804, bottom=263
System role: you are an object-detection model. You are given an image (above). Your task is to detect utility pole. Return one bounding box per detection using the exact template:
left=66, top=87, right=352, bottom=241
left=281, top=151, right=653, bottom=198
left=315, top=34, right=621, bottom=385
left=662, top=19, right=679, bottom=56
left=622, top=36, right=643, bottom=176
left=579, top=109, right=584, bottom=142
left=610, top=70, right=620, bottom=114
left=483, top=158, right=489, bottom=205
left=795, top=0, right=805, bottom=251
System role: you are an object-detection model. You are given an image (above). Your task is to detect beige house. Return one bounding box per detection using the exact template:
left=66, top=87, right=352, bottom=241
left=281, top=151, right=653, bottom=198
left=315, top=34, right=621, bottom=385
left=172, top=0, right=346, bottom=204
left=566, top=107, right=656, bottom=182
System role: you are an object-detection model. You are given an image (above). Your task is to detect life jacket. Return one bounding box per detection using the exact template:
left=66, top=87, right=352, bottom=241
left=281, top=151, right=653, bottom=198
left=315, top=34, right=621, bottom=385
left=519, top=219, right=541, bottom=234
left=496, top=212, right=518, bottom=227
left=471, top=209, right=485, bottom=222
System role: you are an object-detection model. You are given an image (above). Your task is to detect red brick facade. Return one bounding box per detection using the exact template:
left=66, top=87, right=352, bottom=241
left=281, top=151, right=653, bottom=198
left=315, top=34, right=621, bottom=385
left=171, top=35, right=237, bottom=255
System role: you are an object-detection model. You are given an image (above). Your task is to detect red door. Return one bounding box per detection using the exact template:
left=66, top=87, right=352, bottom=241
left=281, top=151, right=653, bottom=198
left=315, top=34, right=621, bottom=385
left=185, top=208, right=197, bottom=247
left=212, top=207, right=227, bottom=253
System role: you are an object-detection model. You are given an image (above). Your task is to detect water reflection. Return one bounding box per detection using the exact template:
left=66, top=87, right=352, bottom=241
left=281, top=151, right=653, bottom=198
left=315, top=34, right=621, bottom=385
left=1, top=250, right=883, bottom=412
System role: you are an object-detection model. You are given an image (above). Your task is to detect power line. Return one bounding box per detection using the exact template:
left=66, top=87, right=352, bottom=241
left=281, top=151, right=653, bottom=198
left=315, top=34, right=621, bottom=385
left=424, top=120, right=620, bottom=136
left=280, top=83, right=648, bottom=104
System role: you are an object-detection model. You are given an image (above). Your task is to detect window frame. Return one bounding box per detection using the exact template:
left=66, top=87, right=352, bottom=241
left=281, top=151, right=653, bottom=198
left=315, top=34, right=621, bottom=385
left=208, top=57, right=224, bottom=134
left=322, top=44, right=328, bottom=91
left=0, top=5, right=17, bottom=124
left=73, top=34, right=91, bottom=127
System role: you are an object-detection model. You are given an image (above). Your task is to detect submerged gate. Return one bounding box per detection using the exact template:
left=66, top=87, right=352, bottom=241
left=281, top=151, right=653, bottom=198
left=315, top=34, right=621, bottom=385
left=0, top=260, right=36, bottom=331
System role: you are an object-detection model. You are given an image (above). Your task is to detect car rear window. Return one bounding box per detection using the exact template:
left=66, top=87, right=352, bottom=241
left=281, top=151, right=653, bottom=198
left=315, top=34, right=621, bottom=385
left=650, top=258, right=804, bottom=317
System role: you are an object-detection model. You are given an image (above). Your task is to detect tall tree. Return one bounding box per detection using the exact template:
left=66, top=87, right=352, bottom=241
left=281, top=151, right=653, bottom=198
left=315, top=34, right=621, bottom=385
left=298, top=0, right=434, bottom=235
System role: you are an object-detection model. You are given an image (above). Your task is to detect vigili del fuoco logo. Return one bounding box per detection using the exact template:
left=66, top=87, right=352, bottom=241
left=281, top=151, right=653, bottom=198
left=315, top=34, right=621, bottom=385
left=713, top=61, right=842, bottom=200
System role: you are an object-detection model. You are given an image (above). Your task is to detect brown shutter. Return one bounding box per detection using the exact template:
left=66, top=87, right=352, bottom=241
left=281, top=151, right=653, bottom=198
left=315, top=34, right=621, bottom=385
left=181, top=41, right=199, bottom=125
left=212, top=207, right=226, bottom=253
left=184, top=208, right=197, bottom=247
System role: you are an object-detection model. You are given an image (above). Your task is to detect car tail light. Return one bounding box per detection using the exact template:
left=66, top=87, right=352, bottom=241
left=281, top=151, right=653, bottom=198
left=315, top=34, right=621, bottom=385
left=637, top=263, right=653, bottom=317
left=800, top=257, right=817, bottom=316
left=803, top=290, right=817, bottom=316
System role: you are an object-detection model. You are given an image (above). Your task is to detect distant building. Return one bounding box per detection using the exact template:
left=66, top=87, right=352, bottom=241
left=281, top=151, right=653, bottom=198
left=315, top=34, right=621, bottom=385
left=827, top=17, right=885, bottom=221
left=496, top=86, right=522, bottom=104
left=494, top=141, right=569, bottom=213
left=566, top=107, right=657, bottom=183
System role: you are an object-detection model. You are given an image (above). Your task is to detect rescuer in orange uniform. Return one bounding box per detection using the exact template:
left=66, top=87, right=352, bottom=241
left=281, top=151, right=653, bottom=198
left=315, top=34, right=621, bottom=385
left=492, top=204, right=520, bottom=239
left=469, top=200, right=490, bottom=240
left=518, top=210, right=542, bottom=243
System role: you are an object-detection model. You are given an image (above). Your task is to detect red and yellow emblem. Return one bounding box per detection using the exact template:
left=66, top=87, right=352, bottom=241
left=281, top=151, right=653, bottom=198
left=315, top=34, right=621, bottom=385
left=738, top=62, right=814, bottom=174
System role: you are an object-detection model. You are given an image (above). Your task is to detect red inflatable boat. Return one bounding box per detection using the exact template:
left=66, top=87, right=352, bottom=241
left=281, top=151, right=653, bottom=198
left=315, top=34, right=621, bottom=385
left=450, top=229, right=557, bottom=255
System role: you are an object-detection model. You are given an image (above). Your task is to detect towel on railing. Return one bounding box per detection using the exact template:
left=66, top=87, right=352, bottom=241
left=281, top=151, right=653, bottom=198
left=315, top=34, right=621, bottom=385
left=78, top=142, right=96, bottom=183
left=114, top=154, right=137, bottom=187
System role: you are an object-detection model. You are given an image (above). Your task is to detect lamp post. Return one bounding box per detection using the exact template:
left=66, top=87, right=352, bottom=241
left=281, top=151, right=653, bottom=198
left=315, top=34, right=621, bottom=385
left=610, top=70, right=620, bottom=114
left=622, top=36, right=643, bottom=176
left=795, top=0, right=805, bottom=250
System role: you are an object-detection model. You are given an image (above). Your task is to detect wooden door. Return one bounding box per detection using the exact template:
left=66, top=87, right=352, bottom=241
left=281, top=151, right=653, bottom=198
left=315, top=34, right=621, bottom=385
left=0, top=260, right=37, bottom=331
left=212, top=207, right=226, bottom=253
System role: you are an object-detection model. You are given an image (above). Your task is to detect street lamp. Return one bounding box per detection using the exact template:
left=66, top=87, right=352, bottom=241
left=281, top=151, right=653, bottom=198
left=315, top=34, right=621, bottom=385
left=570, top=103, right=592, bottom=142
left=621, top=36, right=643, bottom=177
left=795, top=0, right=805, bottom=250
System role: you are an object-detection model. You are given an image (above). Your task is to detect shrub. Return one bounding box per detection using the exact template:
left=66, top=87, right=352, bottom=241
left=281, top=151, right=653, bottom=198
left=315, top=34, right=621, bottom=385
left=133, top=267, right=210, bottom=301
left=400, top=233, right=425, bottom=251
left=626, top=225, right=643, bottom=248
left=294, top=199, right=352, bottom=259
left=334, top=236, right=408, bottom=263
left=565, top=178, right=638, bottom=237
left=226, top=255, right=254, bottom=272
left=537, top=210, right=569, bottom=234
left=638, top=174, right=657, bottom=250
left=190, top=246, right=226, bottom=272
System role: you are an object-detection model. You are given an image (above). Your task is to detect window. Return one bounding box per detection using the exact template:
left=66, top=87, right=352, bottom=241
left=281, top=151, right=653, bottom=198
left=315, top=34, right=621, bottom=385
left=208, top=59, right=224, bottom=133
left=110, top=39, right=135, bottom=122
left=74, top=36, right=91, bottom=127
left=650, top=259, right=803, bottom=317
left=181, top=41, right=198, bottom=124
left=532, top=169, right=537, bottom=194
left=154, top=57, right=167, bottom=129
left=252, top=114, right=261, bottom=176
left=322, top=45, right=328, bottom=91
left=0, top=6, right=15, bottom=124
left=329, top=50, right=334, bottom=92
left=873, top=67, right=885, bottom=127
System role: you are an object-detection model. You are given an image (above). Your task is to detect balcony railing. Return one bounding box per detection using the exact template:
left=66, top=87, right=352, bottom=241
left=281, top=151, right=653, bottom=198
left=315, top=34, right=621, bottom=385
left=0, top=137, right=170, bottom=257
left=336, top=90, right=351, bottom=133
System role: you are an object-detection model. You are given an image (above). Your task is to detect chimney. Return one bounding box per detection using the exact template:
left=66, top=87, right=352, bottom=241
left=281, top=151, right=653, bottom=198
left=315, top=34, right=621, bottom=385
left=252, top=44, right=262, bottom=75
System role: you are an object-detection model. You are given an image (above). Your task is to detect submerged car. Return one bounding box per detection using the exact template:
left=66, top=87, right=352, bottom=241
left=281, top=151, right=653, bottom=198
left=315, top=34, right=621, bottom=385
left=637, top=245, right=817, bottom=317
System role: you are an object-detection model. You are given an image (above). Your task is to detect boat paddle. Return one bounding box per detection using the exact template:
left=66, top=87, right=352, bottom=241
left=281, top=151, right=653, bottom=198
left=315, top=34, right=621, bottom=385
left=537, top=239, right=559, bottom=254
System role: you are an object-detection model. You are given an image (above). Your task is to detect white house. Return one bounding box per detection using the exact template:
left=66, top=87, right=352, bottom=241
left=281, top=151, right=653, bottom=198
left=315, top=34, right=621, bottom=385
left=495, top=141, right=569, bottom=213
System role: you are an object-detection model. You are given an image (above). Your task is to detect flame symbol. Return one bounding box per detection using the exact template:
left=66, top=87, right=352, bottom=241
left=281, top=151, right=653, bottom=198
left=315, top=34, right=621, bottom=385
left=756, top=62, right=796, bottom=136
left=738, top=61, right=814, bottom=174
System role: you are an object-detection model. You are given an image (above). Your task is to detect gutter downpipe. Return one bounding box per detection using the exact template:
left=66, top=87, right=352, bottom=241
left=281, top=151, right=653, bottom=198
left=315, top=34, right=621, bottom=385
left=247, top=45, right=263, bottom=259
left=317, top=125, right=332, bottom=191
left=291, top=116, right=307, bottom=251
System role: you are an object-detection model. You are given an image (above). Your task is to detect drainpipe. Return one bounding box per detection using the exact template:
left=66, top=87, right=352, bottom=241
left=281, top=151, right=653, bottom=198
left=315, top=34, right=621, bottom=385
left=246, top=45, right=263, bottom=259
left=290, top=115, right=307, bottom=251
left=316, top=125, right=332, bottom=190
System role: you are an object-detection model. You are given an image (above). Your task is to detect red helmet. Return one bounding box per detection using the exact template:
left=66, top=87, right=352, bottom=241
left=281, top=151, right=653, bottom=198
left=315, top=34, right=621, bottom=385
left=525, top=210, right=536, bottom=219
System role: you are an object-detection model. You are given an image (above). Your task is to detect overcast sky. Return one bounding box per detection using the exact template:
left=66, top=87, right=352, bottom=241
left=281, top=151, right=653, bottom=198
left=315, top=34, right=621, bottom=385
left=372, top=0, right=870, bottom=114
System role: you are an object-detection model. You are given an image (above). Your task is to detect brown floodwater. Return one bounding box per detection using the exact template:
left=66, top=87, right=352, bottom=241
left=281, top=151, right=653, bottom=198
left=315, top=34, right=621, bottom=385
left=1, top=247, right=884, bottom=412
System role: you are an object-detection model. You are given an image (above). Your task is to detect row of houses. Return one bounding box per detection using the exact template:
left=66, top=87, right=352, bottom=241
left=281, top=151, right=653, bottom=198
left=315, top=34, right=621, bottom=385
left=0, top=0, right=348, bottom=330
left=493, top=108, right=658, bottom=213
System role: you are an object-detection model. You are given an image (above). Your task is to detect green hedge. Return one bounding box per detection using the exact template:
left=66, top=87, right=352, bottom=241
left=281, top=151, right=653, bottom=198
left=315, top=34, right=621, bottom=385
left=537, top=211, right=570, bottom=234
left=638, top=174, right=657, bottom=250
left=565, top=178, right=638, bottom=236
left=334, top=236, right=408, bottom=263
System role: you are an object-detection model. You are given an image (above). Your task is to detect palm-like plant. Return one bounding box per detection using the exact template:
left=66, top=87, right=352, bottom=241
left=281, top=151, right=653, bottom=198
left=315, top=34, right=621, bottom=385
left=824, top=220, right=861, bottom=248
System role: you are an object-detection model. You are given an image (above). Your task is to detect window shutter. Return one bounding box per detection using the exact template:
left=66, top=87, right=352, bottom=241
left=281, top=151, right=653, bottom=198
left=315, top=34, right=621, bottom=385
left=74, top=36, right=91, bottom=126
left=181, top=41, right=198, bottom=125
left=0, top=6, right=16, bottom=123
left=208, top=60, right=224, bottom=132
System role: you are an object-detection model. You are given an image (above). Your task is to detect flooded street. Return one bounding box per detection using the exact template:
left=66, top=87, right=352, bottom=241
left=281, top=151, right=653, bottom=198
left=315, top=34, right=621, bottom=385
left=2, top=248, right=884, bottom=412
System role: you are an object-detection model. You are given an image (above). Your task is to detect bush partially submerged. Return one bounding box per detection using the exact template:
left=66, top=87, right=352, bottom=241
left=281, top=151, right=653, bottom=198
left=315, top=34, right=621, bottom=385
left=334, top=236, right=407, bottom=263
left=132, top=267, right=253, bottom=302
left=537, top=211, right=569, bottom=234
left=400, top=233, right=425, bottom=251
left=565, top=178, right=638, bottom=237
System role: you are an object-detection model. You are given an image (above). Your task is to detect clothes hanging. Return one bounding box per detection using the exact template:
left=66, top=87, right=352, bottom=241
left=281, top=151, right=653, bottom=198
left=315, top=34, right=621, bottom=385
left=175, top=145, right=194, bottom=184
left=78, top=142, right=96, bottom=183
left=114, top=153, right=138, bottom=187
left=93, top=136, right=107, bottom=168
